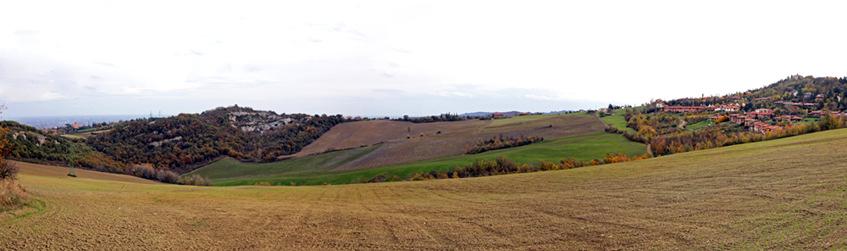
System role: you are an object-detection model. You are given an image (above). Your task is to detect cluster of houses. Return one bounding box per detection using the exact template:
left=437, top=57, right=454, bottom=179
left=228, top=111, right=297, bottom=133
left=656, top=100, right=845, bottom=134
left=727, top=109, right=780, bottom=133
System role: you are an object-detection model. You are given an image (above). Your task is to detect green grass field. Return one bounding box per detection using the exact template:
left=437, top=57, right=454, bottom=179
left=191, top=145, right=379, bottom=180
left=191, top=132, right=646, bottom=186
left=686, top=120, right=714, bottom=131
left=600, top=109, right=636, bottom=133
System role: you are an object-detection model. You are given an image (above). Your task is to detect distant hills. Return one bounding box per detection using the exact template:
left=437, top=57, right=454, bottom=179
left=4, top=75, right=847, bottom=184
left=9, top=114, right=144, bottom=129
left=3, top=106, right=345, bottom=177
left=85, top=106, right=345, bottom=173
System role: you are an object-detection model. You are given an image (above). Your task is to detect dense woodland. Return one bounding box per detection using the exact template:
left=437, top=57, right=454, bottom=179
left=87, top=106, right=345, bottom=173
left=1, top=121, right=197, bottom=184
left=2, top=121, right=127, bottom=173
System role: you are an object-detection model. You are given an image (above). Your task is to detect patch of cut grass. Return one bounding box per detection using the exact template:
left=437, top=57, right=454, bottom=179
left=600, top=109, right=636, bottom=134
left=686, top=120, right=714, bottom=131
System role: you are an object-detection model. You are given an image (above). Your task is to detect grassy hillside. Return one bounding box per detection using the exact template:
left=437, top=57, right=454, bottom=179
left=194, top=145, right=378, bottom=181
left=4, top=129, right=847, bottom=249
left=600, top=109, right=636, bottom=133
left=190, top=132, right=646, bottom=186
left=685, top=120, right=714, bottom=131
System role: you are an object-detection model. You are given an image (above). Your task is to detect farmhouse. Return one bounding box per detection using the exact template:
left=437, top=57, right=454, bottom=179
left=751, top=121, right=780, bottom=134
left=748, top=108, right=773, bottom=119
left=713, top=104, right=740, bottom=112
left=729, top=114, right=748, bottom=124
left=777, top=115, right=803, bottom=122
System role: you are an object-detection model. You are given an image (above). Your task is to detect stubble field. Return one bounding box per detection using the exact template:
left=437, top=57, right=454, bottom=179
left=2, top=129, right=846, bottom=249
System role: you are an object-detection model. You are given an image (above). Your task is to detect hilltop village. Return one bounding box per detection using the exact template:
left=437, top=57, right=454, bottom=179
left=655, top=98, right=846, bottom=134
left=596, top=76, right=847, bottom=157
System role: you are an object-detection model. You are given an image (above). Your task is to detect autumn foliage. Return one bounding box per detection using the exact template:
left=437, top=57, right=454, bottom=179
left=1, top=123, right=29, bottom=211
left=465, top=135, right=544, bottom=154
left=406, top=153, right=648, bottom=182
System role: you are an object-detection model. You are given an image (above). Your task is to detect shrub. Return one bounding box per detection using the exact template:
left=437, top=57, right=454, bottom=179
left=537, top=161, right=560, bottom=171
left=127, top=165, right=181, bottom=184
left=177, top=174, right=211, bottom=186
left=466, top=135, right=544, bottom=154
left=495, top=156, right=517, bottom=172
left=401, top=154, right=642, bottom=183
left=0, top=179, right=28, bottom=211
left=409, top=172, right=433, bottom=181
left=603, top=153, right=631, bottom=163
left=0, top=162, right=17, bottom=180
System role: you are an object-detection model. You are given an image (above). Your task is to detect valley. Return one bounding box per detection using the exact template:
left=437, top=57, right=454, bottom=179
left=187, top=112, right=634, bottom=186
left=4, top=2, right=847, bottom=249
left=3, top=129, right=846, bottom=249
left=190, top=131, right=644, bottom=185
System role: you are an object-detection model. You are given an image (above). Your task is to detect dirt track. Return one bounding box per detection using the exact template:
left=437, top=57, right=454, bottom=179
left=2, top=129, right=847, bottom=250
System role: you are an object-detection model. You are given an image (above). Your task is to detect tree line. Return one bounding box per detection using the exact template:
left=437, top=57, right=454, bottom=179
left=465, top=135, right=544, bottom=154
left=396, top=113, right=466, bottom=123
left=402, top=153, right=648, bottom=182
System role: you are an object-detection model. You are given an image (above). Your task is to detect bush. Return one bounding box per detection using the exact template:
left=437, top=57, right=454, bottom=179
left=127, top=165, right=181, bottom=184
left=0, top=179, right=28, bottom=211
left=466, top=135, right=544, bottom=154
left=403, top=153, right=642, bottom=183
left=0, top=162, right=17, bottom=180
left=177, top=174, right=211, bottom=186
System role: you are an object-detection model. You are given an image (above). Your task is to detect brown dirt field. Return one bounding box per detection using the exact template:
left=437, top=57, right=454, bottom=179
left=11, top=161, right=157, bottom=184
left=298, top=114, right=605, bottom=170
left=2, top=129, right=846, bottom=249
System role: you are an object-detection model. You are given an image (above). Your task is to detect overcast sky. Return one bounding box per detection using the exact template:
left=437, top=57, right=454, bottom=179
left=1, top=0, right=846, bottom=117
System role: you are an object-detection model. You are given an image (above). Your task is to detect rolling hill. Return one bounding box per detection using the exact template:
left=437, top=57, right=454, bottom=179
left=294, top=113, right=604, bottom=169
left=3, top=128, right=846, bottom=249
left=190, top=131, right=645, bottom=185
left=188, top=113, right=630, bottom=185
left=86, top=106, right=345, bottom=173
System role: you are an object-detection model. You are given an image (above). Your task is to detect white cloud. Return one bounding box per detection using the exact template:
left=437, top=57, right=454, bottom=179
left=1, top=0, right=846, bottom=116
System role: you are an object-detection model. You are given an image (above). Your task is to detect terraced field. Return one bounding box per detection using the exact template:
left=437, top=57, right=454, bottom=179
left=3, top=129, right=847, bottom=249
